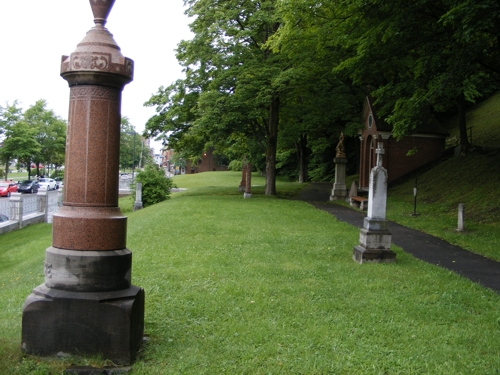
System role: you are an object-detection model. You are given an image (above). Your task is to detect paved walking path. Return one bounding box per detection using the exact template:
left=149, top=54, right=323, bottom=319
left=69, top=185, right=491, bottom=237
left=296, top=183, right=500, bottom=294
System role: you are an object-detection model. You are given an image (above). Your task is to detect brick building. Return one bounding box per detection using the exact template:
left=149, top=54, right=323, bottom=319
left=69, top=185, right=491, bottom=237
left=161, top=148, right=227, bottom=175
left=358, top=96, right=449, bottom=190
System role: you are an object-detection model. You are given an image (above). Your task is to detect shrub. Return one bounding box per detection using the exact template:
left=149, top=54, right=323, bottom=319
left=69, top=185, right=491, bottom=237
left=228, top=160, right=243, bottom=171
left=132, top=164, right=173, bottom=208
left=50, top=170, right=64, bottom=179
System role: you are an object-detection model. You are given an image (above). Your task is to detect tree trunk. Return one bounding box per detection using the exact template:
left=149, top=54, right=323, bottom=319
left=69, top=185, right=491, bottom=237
left=457, top=93, right=471, bottom=155
left=265, top=95, right=279, bottom=196
left=296, top=134, right=308, bottom=183
left=4, top=160, right=9, bottom=181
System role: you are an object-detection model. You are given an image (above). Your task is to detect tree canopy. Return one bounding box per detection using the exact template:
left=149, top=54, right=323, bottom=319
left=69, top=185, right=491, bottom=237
left=0, top=100, right=66, bottom=179
left=145, top=0, right=500, bottom=186
left=120, top=117, right=152, bottom=173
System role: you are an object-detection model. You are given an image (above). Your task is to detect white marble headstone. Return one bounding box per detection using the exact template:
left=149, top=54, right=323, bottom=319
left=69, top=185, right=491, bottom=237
left=367, top=143, right=388, bottom=220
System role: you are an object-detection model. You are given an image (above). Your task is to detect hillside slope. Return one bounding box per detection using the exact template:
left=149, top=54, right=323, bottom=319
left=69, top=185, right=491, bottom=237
left=384, top=92, right=500, bottom=260
left=444, top=91, right=500, bottom=148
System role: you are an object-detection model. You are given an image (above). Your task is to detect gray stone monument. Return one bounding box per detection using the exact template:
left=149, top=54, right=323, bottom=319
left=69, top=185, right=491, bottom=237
left=330, top=132, right=348, bottom=200
left=134, top=182, right=143, bottom=211
left=21, top=0, right=144, bottom=364
left=457, top=203, right=465, bottom=232
left=353, top=142, right=396, bottom=264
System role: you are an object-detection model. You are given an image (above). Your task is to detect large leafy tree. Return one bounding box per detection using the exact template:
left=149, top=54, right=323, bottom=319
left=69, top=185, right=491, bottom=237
left=120, top=117, right=150, bottom=173
left=23, top=100, right=67, bottom=176
left=0, top=121, right=41, bottom=180
left=274, top=0, right=500, bottom=155
left=0, top=102, right=24, bottom=178
left=146, top=0, right=287, bottom=195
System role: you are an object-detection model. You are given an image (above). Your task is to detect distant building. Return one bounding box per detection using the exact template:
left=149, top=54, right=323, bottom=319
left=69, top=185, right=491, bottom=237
left=153, top=154, right=162, bottom=167
left=161, top=147, right=227, bottom=175
left=358, top=96, right=449, bottom=190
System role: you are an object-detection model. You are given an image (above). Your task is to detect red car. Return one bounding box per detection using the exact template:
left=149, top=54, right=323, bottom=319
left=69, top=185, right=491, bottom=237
left=0, top=181, right=18, bottom=197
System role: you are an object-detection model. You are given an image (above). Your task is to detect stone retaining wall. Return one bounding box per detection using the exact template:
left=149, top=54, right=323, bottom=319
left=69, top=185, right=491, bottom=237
left=0, top=190, right=62, bottom=235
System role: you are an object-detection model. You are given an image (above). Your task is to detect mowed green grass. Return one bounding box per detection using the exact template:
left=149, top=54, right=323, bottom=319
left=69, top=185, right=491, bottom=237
left=1, top=172, right=499, bottom=374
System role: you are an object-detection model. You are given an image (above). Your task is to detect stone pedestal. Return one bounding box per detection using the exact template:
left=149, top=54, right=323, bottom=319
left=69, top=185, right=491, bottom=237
left=330, top=157, right=347, bottom=200
left=22, top=285, right=144, bottom=364
left=21, top=0, right=144, bottom=364
left=457, top=203, right=465, bottom=232
left=353, top=218, right=395, bottom=263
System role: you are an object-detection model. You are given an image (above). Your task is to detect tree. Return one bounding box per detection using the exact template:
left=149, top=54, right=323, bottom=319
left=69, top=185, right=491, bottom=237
left=133, top=163, right=173, bottom=208
left=120, top=117, right=150, bottom=173
left=23, top=100, right=66, bottom=176
left=0, top=121, right=41, bottom=180
left=274, top=0, right=500, bottom=156
left=146, top=0, right=287, bottom=195
left=0, top=102, right=23, bottom=178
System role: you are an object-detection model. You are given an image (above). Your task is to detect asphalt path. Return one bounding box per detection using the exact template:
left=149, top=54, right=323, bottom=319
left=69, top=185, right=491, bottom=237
left=296, top=182, right=500, bottom=294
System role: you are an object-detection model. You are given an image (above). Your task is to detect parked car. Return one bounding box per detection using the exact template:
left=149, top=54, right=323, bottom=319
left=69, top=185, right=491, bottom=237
left=38, top=178, right=57, bottom=191
left=0, top=181, right=18, bottom=197
left=54, top=177, right=64, bottom=189
left=17, top=180, right=40, bottom=194
left=0, top=214, right=8, bottom=222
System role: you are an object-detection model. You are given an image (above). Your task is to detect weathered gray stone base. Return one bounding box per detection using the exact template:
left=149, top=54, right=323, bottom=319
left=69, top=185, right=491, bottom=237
left=244, top=193, right=252, bottom=199
left=330, top=188, right=347, bottom=201
left=22, top=285, right=144, bottom=364
left=358, top=228, right=392, bottom=250
left=353, top=245, right=396, bottom=264
left=353, top=219, right=396, bottom=264
left=44, top=247, right=132, bottom=292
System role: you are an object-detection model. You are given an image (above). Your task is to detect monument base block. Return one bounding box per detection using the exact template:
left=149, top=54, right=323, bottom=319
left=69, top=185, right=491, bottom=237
left=22, top=285, right=144, bottom=365
left=244, top=193, right=252, bottom=199
left=353, top=245, right=397, bottom=264
left=238, top=185, right=245, bottom=192
left=330, top=188, right=347, bottom=201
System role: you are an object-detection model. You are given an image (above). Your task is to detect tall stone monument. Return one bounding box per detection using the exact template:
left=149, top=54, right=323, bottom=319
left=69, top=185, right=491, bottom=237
left=330, top=132, right=348, bottom=200
left=353, top=142, right=396, bottom=264
left=134, top=182, right=144, bottom=211
left=22, top=0, right=144, bottom=364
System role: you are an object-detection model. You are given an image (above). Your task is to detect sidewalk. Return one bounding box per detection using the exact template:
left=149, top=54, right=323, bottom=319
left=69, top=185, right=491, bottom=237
left=296, top=183, right=500, bottom=294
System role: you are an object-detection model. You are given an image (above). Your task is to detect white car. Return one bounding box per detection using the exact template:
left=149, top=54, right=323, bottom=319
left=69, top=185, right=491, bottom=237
left=38, top=178, right=57, bottom=191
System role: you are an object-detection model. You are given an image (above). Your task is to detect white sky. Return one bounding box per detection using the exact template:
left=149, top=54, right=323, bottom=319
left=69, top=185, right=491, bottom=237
left=0, top=0, right=193, bottom=154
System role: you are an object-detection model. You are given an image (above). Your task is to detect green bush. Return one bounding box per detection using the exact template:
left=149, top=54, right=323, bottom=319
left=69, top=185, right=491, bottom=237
left=133, top=164, right=172, bottom=207
left=228, top=159, right=243, bottom=171
left=50, top=170, right=64, bottom=179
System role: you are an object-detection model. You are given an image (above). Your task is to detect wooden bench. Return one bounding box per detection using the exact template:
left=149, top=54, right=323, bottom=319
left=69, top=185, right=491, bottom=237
left=350, top=196, right=368, bottom=210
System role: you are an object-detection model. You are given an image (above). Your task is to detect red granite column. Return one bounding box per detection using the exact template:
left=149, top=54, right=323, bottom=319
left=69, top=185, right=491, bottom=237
left=244, top=163, right=252, bottom=199
left=52, top=85, right=126, bottom=251
left=22, top=0, right=144, bottom=364
left=239, top=156, right=247, bottom=192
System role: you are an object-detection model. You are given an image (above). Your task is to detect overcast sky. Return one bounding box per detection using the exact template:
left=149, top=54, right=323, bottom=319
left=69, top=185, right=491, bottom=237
left=0, top=0, right=193, bottom=153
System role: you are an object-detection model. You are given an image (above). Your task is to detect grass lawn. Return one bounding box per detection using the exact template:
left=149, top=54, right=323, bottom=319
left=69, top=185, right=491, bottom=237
left=1, top=172, right=499, bottom=374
